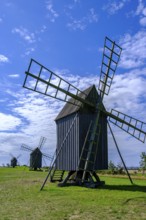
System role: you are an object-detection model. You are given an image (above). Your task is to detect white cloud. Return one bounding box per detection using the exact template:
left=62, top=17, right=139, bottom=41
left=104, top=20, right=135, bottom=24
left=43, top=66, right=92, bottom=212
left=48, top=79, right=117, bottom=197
left=88, top=8, right=98, bottom=23
left=46, top=0, right=59, bottom=22
left=24, top=47, right=35, bottom=56
left=119, top=30, right=146, bottom=69
left=135, top=0, right=145, bottom=15
left=8, top=74, right=19, bottom=78
left=40, top=25, right=47, bottom=33
left=12, top=27, right=36, bottom=43
left=0, top=113, right=21, bottom=131
left=140, top=16, right=146, bottom=26
left=0, top=54, right=9, bottom=63
left=134, top=0, right=146, bottom=26
left=67, top=18, right=86, bottom=31
left=103, top=0, right=129, bottom=15
left=67, top=8, right=98, bottom=31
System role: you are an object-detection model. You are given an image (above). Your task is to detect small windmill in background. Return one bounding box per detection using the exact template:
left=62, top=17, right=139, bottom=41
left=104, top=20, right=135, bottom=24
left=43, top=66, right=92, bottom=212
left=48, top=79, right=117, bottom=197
left=21, top=136, right=53, bottom=171
left=10, top=154, right=21, bottom=168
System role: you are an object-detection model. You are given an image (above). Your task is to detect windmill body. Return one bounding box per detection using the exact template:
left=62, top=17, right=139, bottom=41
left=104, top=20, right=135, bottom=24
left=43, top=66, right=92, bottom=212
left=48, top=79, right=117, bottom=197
left=10, top=154, right=21, bottom=168
left=23, top=37, right=146, bottom=189
left=55, top=85, right=108, bottom=171
left=30, top=147, right=42, bottom=170
left=11, top=157, right=17, bottom=168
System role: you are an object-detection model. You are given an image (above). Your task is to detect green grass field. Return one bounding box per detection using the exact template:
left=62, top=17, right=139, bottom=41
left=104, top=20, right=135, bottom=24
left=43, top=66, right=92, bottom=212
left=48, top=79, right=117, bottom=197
left=0, top=167, right=146, bottom=220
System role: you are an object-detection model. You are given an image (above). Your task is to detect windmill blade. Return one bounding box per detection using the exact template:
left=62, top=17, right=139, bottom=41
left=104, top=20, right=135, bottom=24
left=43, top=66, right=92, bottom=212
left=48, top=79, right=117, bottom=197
left=42, top=156, right=47, bottom=167
left=10, top=153, right=14, bottom=158
left=107, top=109, right=146, bottom=143
left=38, top=136, right=46, bottom=150
left=98, top=37, right=122, bottom=100
left=17, top=154, right=21, bottom=159
left=42, top=152, right=53, bottom=160
left=21, top=144, right=33, bottom=152
left=23, top=59, right=95, bottom=108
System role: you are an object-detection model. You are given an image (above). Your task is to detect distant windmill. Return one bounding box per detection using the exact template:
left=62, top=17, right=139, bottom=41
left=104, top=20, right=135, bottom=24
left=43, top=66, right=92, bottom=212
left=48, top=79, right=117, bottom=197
left=10, top=154, right=21, bottom=168
left=21, top=136, right=53, bottom=170
left=23, top=36, right=146, bottom=189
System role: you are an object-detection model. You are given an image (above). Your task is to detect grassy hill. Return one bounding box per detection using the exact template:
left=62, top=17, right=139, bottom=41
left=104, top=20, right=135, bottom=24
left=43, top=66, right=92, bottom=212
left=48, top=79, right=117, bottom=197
left=0, top=167, right=146, bottom=220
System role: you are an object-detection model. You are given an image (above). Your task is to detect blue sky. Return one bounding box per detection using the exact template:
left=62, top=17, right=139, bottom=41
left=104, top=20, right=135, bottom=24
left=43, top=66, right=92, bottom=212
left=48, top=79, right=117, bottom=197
left=0, top=0, right=146, bottom=167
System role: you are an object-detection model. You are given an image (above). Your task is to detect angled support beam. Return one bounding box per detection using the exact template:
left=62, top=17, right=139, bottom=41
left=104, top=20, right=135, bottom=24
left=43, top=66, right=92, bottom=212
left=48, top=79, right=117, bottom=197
left=108, top=121, right=133, bottom=185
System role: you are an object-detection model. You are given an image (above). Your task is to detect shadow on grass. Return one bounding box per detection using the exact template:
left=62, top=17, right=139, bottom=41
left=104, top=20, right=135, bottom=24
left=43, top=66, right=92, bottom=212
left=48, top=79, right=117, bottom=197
left=100, top=184, right=146, bottom=193
left=122, top=196, right=146, bottom=205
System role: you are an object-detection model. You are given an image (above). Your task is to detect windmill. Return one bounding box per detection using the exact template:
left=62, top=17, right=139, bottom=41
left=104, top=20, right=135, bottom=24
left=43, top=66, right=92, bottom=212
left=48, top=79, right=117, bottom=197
left=10, top=154, right=21, bottom=168
left=21, top=136, right=53, bottom=170
left=23, top=36, right=146, bottom=189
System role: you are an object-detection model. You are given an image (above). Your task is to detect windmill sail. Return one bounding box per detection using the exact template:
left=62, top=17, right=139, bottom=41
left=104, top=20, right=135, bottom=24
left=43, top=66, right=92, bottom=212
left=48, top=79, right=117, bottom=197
left=98, top=37, right=122, bottom=100
left=38, top=136, right=46, bottom=150
left=108, top=109, right=146, bottom=142
left=21, top=144, right=33, bottom=152
left=23, top=59, right=94, bottom=107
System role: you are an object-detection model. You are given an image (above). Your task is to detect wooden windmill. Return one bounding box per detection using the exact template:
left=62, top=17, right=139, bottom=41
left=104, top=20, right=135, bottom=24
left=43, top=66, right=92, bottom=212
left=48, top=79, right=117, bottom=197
left=23, top=37, right=146, bottom=188
left=10, top=154, right=21, bottom=168
left=21, top=136, right=53, bottom=170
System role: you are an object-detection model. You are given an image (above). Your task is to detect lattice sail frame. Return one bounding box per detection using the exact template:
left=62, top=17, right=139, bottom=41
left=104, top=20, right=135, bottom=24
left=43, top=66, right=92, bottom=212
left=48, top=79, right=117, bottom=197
left=38, top=136, right=46, bottom=150
left=23, top=59, right=90, bottom=107
left=98, top=37, right=122, bottom=99
left=109, top=109, right=146, bottom=143
left=23, top=37, right=146, bottom=145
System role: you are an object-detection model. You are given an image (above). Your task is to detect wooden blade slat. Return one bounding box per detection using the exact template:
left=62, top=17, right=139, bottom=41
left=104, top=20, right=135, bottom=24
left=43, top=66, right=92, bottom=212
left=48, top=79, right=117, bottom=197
left=23, top=59, right=95, bottom=108
left=21, top=144, right=33, bottom=152
left=107, top=109, right=146, bottom=143
left=98, top=37, right=122, bottom=100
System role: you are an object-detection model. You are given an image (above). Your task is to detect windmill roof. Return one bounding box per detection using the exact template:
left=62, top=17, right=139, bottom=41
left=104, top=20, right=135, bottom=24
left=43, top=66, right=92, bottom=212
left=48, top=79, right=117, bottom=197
left=30, top=147, right=42, bottom=155
left=55, top=84, right=98, bottom=121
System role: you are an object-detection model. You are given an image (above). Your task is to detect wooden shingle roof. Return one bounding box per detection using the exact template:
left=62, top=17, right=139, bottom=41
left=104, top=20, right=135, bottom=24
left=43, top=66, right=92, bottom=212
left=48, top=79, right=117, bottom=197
left=55, top=84, right=99, bottom=121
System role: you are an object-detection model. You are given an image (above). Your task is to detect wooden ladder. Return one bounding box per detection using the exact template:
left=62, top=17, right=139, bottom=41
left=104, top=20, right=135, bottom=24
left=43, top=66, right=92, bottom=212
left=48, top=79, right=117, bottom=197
left=50, top=170, right=65, bottom=182
left=76, top=117, right=101, bottom=184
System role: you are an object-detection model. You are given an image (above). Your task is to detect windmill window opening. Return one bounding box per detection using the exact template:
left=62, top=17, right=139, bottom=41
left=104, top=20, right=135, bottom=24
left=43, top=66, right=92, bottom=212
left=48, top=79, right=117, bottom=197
left=125, top=116, right=131, bottom=124
left=101, top=64, right=109, bottom=75
left=56, top=91, right=66, bottom=99
left=46, top=87, right=56, bottom=97
left=112, top=53, right=119, bottom=63
left=131, top=119, right=137, bottom=127
left=68, top=86, right=77, bottom=95
left=40, top=71, right=50, bottom=81
left=134, top=130, right=140, bottom=138
left=50, top=75, right=60, bottom=86
left=122, top=123, right=128, bottom=131
left=142, top=123, right=146, bottom=132
left=60, top=80, right=69, bottom=91
left=110, top=61, right=116, bottom=71
left=29, top=62, right=40, bottom=77
left=24, top=76, right=37, bottom=90
left=36, top=81, right=47, bottom=93
left=128, top=127, right=134, bottom=135
left=114, top=46, right=122, bottom=57
left=108, top=69, right=114, bottom=79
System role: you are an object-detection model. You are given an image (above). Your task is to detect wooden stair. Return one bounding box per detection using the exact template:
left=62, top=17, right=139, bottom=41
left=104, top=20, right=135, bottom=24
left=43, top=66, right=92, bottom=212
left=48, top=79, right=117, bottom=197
left=50, top=170, right=65, bottom=182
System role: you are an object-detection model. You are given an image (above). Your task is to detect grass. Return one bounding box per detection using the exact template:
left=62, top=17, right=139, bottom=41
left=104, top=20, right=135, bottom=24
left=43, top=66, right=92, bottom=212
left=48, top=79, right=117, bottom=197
left=0, top=167, right=146, bottom=220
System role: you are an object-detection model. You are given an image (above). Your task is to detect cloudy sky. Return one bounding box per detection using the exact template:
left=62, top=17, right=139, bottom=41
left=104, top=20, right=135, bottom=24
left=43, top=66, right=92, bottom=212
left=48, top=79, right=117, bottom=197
left=0, top=0, right=146, bottom=167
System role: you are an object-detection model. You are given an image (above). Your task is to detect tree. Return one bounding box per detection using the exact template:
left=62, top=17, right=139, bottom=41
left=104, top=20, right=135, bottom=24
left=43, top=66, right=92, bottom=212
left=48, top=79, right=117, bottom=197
left=117, top=162, right=124, bottom=174
left=108, top=160, right=116, bottom=174
left=139, top=152, right=146, bottom=174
